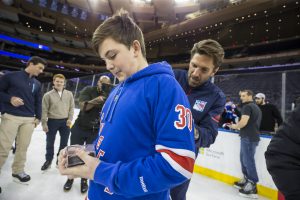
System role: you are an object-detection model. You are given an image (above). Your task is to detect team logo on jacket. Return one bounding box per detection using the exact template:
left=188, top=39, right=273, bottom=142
left=193, top=100, right=207, bottom=112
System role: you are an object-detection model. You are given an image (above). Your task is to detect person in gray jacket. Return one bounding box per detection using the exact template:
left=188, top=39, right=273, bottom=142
left=41, top=74, right=74, bottom=171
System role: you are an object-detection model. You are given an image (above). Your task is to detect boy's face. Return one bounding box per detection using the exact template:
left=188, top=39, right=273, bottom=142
left=98, top=38, right=136, bottom=82
left=53, top=77, right=65, bottom=91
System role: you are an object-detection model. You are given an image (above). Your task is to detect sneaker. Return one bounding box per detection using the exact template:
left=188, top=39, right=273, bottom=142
left=81, top=178, right=88, bottom=193
left=41, top=160, right=52, bottom=171
left=12, top=172, right=31, bottom=183
left=63, top=179, right=74, bottom=191
left=234, top=177, right=247, bottom=189
left=239, top=181, right=258, bottom=199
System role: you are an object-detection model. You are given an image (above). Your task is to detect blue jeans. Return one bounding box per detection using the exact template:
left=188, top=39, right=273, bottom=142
left=240, top=137, right=259, bottom=183
left=45, top=119, right=70, bottom=161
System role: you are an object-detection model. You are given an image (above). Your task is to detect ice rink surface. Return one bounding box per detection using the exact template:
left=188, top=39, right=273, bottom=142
left=0, top=125, right=269, bottom=200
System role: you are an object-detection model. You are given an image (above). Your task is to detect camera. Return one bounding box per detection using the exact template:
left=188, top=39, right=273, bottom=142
left=65, top=144, right=95, bottom=168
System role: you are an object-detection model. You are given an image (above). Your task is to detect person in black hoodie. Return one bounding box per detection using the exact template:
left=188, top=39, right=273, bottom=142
left=255, top=93, right=282, bottom=133
left=265, top=106, right=300, bottom=200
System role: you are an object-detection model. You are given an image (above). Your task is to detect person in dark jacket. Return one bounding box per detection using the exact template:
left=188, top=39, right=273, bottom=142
left=171, top=39, right=226, bottom=200
left=265, top=106, right=300, bottom=200
left=63, top=75, right=112, bottom=193
left=0, top=56, right=46, bottom=185
left=255, top=93, right=282, bottom=133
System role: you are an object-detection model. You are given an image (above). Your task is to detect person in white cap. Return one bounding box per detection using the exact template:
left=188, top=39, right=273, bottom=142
left=255, top=93, right=282, bottom=133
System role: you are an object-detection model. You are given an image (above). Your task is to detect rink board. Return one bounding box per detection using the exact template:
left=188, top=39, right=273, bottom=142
left=194, top=129, right=278, bottom=200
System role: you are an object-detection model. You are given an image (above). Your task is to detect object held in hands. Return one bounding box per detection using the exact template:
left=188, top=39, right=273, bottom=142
left=65, top=144, right=95, bottom=168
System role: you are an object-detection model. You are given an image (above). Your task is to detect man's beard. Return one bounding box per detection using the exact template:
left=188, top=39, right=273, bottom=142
left=188, top=76, right=202, bottom=87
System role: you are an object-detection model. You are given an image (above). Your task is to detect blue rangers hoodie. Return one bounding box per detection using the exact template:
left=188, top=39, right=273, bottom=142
left=88, top=62, right=195, bottom=200
left=174, top=70, right=226, bottom=153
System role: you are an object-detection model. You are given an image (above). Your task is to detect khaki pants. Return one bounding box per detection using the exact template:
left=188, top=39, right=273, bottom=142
left=0, top=113, right=35, bottom=174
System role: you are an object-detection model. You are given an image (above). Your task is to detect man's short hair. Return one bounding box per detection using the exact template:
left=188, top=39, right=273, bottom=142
left=191, top=39, right=224, bottom=69
left=53, top=74, right=66, bottom=81
left=92, top=9, right=146, bottom=58
left=240, top=89, right=254, bottom=97
left=26, top=56, right=47, bottom=67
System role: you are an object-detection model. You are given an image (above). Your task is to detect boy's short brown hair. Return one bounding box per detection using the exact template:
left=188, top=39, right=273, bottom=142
left=92, top=9, right=146, bottom=58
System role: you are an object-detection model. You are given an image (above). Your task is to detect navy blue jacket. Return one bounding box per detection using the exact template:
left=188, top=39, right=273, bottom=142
left=174, top=70, right=226, bottom=150
left=0, top=71, right=42, bottom=119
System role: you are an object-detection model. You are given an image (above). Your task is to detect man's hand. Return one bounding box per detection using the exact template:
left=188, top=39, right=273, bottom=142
left=89, top=96, right=105, bottom=105
left=66, top=120, right=72, bottom=127
left=194, top=128, right=200, bottom=140
left=228, top=123, right=239, bottom=130
left=10, top=96, right=24, bottom=107
left=43, top=125, right=49, bottom=133
left=34, top=118, right=40, bottom=128
left=58, top=147, right=100, bottom=180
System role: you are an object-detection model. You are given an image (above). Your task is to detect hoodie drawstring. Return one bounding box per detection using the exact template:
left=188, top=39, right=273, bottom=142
left=105, top=81, right=125, bottom=122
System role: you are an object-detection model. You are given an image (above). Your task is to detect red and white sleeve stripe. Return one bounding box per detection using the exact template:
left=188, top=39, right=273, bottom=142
left=155, top=145, right=195, bottom=179
left=211, top=114, right=221, bottom=123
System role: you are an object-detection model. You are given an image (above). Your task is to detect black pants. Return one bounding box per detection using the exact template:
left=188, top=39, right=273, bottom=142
left=46, top=119, right=70, bottom=161
left=70, top=122, right=98, bottom=146
left=170, top=179, right=191, bottom=200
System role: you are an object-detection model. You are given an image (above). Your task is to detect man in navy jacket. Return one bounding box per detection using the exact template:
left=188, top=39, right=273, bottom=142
left=0, top=56, right=46, bottom=185
left=171, top=39, right=226, bottom=200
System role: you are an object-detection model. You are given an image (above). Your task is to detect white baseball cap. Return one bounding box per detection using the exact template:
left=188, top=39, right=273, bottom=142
left=255, top=93, right=266, bottom=99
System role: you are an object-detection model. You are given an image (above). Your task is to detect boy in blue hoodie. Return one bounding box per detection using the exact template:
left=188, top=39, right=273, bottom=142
left=58, top=9, right=195, bottom=200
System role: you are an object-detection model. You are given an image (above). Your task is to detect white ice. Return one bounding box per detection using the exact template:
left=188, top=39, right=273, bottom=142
left=0, top=125, right=269, bottom=200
